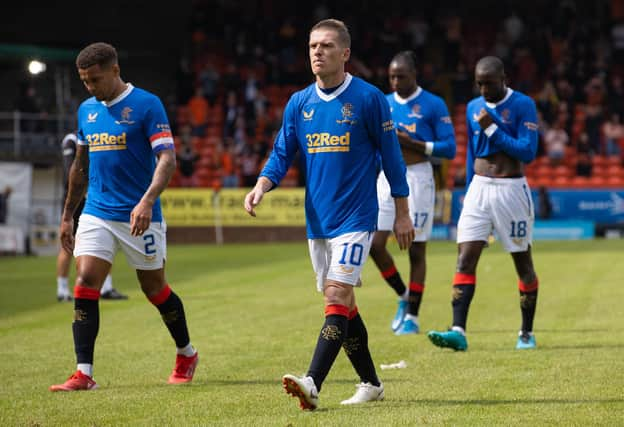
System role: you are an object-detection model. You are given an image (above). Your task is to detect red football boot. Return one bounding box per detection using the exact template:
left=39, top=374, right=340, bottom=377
left=50, top=370, right=98, bottom=392
left=168, top=352, right=199, bottom=384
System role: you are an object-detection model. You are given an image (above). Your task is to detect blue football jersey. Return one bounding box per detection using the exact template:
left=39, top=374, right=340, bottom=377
left=261, top=74, right=409, bottom=238
left=386, top=87, right=456, bottom=159
left=465, top=88, right=538, bottom=185
left=76, top=84, right=174, bottom=222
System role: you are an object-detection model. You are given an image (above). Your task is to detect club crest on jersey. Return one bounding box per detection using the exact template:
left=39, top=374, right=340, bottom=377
left=501, top=109, right=511, bottom=124
left=115, top=107, right=136, bottom=125
left=336, top=103, right=357, bottom=125
left=408, top=104, right=423, bottom=119
left=303, top=108, right=315, bottom=121
left=87, top=112, right=98, bottom=123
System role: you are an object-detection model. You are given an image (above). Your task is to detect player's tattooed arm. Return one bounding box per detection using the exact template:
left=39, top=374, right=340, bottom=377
left=143, top=148, right=176, bottom=204
left=62, top=144, right=89, bottom=221
left=130, top=149, right=176, bottom=236
left=60, top=144, right=89, bottom=252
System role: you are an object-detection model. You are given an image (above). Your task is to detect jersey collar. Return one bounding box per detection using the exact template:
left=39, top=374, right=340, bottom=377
left=315, top=73, right=352, bottom=102
left=393, top=86, right=422, bottom=104
left=485, top=87, right=513, bottom=108
left=102, top=83, right=134, bottom=107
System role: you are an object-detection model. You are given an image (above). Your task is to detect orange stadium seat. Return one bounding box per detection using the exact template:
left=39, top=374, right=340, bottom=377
left=570, top=176, right=590, bottom=188
left=606, top=175, right=624, bottom=188
left=588, top=176, right=608, bottom=188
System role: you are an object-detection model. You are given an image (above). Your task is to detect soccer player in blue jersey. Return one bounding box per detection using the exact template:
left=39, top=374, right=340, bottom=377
left=370, top=51, right=456, bottom=335
left=50, top=43, right=198, bottom=391
left=244, top=19, right=414, bottom=410
left=428, top=56, right=540, bottom=351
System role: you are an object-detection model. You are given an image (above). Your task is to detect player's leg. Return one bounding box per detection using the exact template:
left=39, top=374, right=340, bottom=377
left=428, top=178, right=490, bottom=351
left=123, top=220, right=197, bottom=383
left=56, top=248, right=73, bottom=301
left=492, top=177, right=538, bottom=349
left=372, top=171, right=409, bottom=330
left=395, top=241, right=426, bottom=335
left=341, top=297, right=384, bottom=405
left=395, top=163, right=435, bottom=335
left=283, top=278, right=351, bottom=410
left=136, top=267, right=198, bottom=383
left=369, top=230, right=407, bottom=297
left=370, top=230, right=408, bottom=331
left=283, top=232, right=380, bottom=409
left=50, top=214, right=115, bottom=391
left=50, top=256, right=110, bottom=391
left=511, top=249, right=538, bottom=349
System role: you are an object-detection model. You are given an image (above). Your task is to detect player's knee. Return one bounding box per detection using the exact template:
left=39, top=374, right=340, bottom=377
left=456, top=254, right=477, bottom=274
left=75, top=274, right=101, bottom=290
left=323, top=282, right=352, bottom=306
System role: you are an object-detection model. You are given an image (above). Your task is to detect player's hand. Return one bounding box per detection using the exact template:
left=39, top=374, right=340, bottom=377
left=244, top=187, right=265, bottom=217
left=476, top=108, right=494, bottom=129
left=130, top=200, right=153, bottom=236
left=59, top=218, right=75, bottom=253
left=393, top=213, right=415, bottom=250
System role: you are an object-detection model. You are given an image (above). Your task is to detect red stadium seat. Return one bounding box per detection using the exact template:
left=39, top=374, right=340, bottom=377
left=570, top=176, right=590, bottom=188
left=588, top=176, right=608, bottom=188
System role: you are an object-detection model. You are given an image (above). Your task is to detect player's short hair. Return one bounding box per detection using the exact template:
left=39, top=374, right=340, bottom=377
left=391, top=51, right=418, bottom=71
left=310, top=19, right=351, bottom=48
left=476, top=56, right=505, bottom=76
left=76, top=42, right=118, bottom=69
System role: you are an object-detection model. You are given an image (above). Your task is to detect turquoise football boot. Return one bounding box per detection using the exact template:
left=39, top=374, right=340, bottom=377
left=427, top=329, right=468, bottom=351
left=391, top=299, right=408, bottom=332
left=516, top=331, right=536, bottom=349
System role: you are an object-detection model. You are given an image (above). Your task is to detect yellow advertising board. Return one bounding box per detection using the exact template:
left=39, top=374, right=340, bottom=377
left=161, top=188, right=306, bottom=226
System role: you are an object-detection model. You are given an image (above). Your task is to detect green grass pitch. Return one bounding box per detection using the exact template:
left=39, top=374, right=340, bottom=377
left=1, top=240, right=623, bottom=426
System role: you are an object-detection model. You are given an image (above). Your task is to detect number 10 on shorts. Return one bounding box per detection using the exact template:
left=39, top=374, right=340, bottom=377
left=339, top=242, right=364, bottom=266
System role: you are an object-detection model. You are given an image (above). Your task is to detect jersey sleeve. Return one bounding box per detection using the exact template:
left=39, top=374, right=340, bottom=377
left=488, top=97, right=538, bottom=163
left=430, top=98, right=456, bottom=159
left=465, top=106, right=476, bottom=187
left=143, top=96, right=174, bottom=154
left=367, top=90, right=408, bottom=198
left=76, top=106, right=88, bottom=146
left=259, top=97, right=299, bottom=186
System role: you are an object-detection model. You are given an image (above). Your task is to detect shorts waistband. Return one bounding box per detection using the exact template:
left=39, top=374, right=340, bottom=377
left=472, top=174, right=527, bottom=185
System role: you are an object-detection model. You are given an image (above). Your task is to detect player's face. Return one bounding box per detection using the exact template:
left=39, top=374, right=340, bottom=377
left=309, top=29, right=350, bottom=80
left=388, top=61, right=417, bottom=98
left=78, top=63, right=120, bottom=102
left=475, top=69, right=506, bottom=103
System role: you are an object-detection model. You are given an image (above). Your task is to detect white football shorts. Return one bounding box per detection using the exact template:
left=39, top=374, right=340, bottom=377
left=308, top=231, right=373, bottom=292
left=457, top=175, right=534, bottom=252
left=74, top=214, right=167, bottom=270
left=377, top=162, right=435, bottom=241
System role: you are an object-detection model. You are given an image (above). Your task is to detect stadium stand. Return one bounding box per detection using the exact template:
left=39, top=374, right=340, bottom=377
left=2, top=0, right=623, bottom=190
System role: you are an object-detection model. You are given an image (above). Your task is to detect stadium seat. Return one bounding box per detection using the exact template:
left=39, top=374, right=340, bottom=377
left=570, top=176, right=590, bottom=188
left=588, top=176, right=608, bottom=188
left=551, top=175, right=569, bottom=188
left=553, top=165, right=573, bottom=179
left=592, top=155, right=607, bottom=169
left=606, top=175, right=624, bottom=188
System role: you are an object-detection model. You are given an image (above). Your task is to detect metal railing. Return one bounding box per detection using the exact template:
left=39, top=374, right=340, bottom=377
left=0, top=111, right=75, bottom=163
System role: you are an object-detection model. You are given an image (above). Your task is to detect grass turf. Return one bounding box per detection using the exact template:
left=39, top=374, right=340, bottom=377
left=1, top=240, right=623, bottom=426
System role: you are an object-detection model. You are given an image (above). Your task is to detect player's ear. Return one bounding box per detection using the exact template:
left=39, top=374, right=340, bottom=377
left=343, top=47, right=351, bottom=63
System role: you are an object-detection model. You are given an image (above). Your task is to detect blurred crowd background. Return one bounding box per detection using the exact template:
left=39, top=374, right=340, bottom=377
left=2, top=0, right=624, bottom=191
